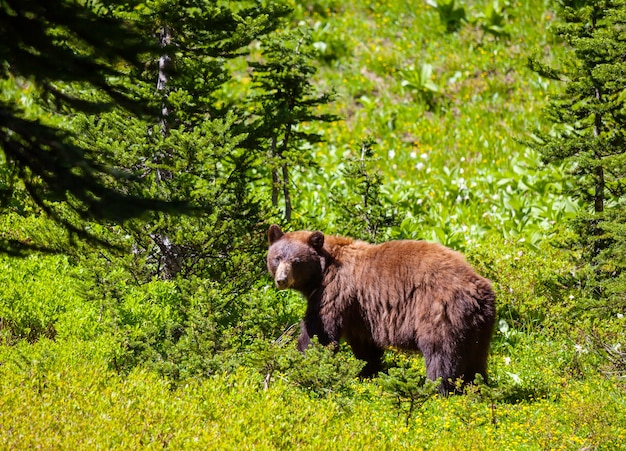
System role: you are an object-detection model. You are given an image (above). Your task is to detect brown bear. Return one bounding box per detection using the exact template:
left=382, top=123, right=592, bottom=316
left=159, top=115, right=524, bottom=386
left=266, top=224, right=496, bottom=394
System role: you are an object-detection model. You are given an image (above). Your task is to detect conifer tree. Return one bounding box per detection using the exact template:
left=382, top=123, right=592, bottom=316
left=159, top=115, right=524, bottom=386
left=73, top=1, right=301, bottom=281
left=249, top=29, right=338, bottom=222
left=123, top=0, right=288, bottom=279
left=528, top=0, right=626, bottom=307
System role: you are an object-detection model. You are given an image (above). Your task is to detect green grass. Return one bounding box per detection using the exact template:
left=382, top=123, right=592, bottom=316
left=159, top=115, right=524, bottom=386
left=0, top=338, right=624, bottom=450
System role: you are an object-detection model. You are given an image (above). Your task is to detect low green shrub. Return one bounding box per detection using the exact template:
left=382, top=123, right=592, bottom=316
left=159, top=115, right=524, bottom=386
left=103, top=277, right=304, bottom=381
left=466, top=232, right=581, bottom=334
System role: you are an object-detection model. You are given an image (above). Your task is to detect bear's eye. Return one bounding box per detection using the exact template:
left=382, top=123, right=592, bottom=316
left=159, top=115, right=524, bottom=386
left=293, top=257, right=301, bottom=264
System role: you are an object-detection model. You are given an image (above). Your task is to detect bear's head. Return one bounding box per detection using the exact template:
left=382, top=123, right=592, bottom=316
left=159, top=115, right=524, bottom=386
left=267, top=224, right=325, bottom=293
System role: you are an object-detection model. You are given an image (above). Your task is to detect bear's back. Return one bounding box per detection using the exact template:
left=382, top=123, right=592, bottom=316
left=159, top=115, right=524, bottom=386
left=329, top=238, right=477, bottom=284
left=322, top=238, right=493, bottom=346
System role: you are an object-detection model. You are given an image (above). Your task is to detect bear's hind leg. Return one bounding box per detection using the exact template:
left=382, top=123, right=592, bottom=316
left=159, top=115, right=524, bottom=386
left=422, top=344, right=464, bottom=395
left=464, top=328, right=493, bottom=385
left=349, top=340, right=384, bottom=378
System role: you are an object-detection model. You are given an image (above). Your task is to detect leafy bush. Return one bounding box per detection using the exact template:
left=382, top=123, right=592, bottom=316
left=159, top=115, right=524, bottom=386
left=426, top=0, right=467, bottom=33
left=310, top=21, right=350, bottom=64
left=0, top=254, right=99, bottom=342
left=399, top=62, right=442, bottom=110
left=249, top=337, right=364, bottom=398
left=473, top=0, right=512, bottom=40
left=466, top=232, right=581, bottom=333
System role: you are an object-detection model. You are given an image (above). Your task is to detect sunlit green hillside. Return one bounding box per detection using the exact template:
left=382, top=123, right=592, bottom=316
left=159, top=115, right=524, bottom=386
left=280, top=0, right=578, bottom=249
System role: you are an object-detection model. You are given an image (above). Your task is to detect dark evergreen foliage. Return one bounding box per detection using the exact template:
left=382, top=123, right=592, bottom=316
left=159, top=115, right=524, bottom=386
left=0, top=0, right=186, bottom=253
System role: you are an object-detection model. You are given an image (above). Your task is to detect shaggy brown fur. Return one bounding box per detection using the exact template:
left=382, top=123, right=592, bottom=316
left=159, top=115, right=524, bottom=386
left=266, top=224, right=496, bottom=394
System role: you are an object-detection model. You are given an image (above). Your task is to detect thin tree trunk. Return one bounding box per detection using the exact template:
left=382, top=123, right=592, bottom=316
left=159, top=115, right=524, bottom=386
left=592, top=89, right=605, bottom=262
left=149, top=233, right=182, bottom=279
left=595, top=166, right=604, bottom=214
left=593, top=91, right=604, bottom=214
left=156, top=25, right=173, bottom=182
left=270, top=126, right=292, bottom=222
left=270, top=135, right=279, bottom=206
left=282, top=163, right=291, bottom=222
left=152, top=25, right=181, bottom=280
left=280, top=124, right=293, bottom=222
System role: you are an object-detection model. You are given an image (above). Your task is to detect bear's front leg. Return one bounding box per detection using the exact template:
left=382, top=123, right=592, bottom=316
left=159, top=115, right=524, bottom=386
left=348, top=339, right=385, bottom=378
left=296, top=321, right=312, bottom=352
left=297, top=314, right=338, bottom=353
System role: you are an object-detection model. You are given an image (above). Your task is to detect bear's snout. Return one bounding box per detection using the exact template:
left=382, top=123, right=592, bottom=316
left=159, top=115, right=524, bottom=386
left=274, top=261, right=294, bottom=289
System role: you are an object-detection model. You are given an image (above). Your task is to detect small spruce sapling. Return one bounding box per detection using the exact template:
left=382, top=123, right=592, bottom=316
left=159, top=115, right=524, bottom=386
left=331, top=138, right=397, bottom=242
left=378, top=365, right=440, bottom=427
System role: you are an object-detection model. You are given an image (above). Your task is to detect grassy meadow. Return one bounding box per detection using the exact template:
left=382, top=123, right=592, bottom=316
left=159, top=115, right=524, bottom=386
left=1, top=0, right=626, bottom=449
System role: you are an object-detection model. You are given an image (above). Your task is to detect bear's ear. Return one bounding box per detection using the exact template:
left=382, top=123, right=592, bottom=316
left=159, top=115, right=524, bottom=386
left=308, top=231, right=324, bottom=250
left=268, top=224, right=284, bottom=244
